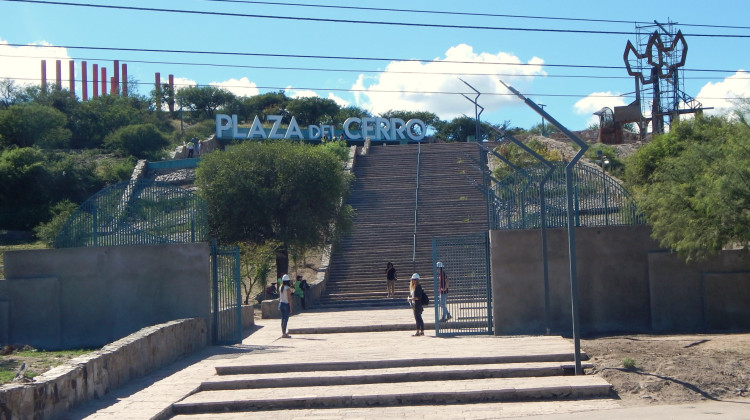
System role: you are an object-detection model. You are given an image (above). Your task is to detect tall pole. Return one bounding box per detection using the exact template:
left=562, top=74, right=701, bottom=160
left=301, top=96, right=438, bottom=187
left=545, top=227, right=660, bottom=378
left=500, top=80, right=587, bottom=375
left=539, top=104, right=546, bottom=136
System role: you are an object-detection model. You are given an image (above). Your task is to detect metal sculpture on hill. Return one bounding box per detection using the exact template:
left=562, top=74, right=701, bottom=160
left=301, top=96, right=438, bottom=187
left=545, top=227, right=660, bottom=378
left=597, top=21, right=708, bottom=143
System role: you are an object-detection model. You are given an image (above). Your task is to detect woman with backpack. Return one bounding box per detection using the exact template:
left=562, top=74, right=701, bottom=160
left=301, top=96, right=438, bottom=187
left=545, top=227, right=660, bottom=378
left=407, top=273, right=425, bottom=336
left=278, top=274, right=293, bottom=338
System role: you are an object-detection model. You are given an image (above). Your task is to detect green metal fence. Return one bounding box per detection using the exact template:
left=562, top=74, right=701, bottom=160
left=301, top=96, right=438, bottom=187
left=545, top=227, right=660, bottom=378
left=211, top=241, right=242, bottom=345
left=490, top=162, right=645, bottom=230
left=54, top=179, right=209, bottom=248
left=432, top=232, right=492, bottom=336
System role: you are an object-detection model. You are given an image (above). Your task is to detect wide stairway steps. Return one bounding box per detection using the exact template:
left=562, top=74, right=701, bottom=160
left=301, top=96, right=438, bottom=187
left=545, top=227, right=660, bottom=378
left=319, top=142, right=489, bottom=308
left=172, top=356, right=610, bottom=415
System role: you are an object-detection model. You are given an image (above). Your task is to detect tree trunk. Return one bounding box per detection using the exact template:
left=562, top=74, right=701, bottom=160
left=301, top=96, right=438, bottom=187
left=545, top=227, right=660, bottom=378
left=275, top=247, right=289, bottom=280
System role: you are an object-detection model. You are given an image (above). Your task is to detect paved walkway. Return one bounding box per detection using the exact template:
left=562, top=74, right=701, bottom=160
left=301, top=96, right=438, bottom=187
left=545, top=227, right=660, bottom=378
left=63, top=308, right=750, bottom=419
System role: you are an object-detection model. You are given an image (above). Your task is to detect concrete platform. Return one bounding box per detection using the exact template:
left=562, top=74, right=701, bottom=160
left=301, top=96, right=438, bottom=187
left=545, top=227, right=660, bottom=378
left=64, top=308, right=618, bottom=419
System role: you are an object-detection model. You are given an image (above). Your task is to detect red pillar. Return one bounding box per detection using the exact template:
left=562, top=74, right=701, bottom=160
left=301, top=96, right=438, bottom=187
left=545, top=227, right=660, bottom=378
left=155, top=72, right=161, bottom=109
left=69, top=60, right=75, bottom=98
left=121, top=63, right=128, bottom=97
left=55, top=60, right=62, bottom=91
left=168, top=74, right=175, bottom=113
left=110, top=77, right=116, bottom=95
left=101, top=66, right=107, bottom=96
left=92, top=64, right=99, bottom=98
left=81, top=61, right=88, bottom=101
left=113, top=60, right=119, bottom=95
left=41, top=60, right=47, bottom=90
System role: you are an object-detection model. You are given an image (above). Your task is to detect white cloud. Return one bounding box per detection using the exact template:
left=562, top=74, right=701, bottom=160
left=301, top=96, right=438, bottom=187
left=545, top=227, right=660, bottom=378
left=285, top=87, right=318, bottom=98
left=0, top=39, right=71, bottom=85
left=695, top=70, right=750, bottom=115
left=172, top=77, right=197, bottom=91
left=574, top=92, right=628, bottom=127
left=328, top=92, right=349, bottom=108
left=284, top=87, right=349, bottom=107
left=574, top=92, right=627, bottom=115
left=352, top=43, right=547, bottom=119
left=210, top=77, right=258, bottom=97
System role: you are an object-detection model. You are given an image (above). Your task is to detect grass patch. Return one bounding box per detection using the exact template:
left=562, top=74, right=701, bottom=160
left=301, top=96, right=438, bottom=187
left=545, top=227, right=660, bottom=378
left=0, top=346, right=97, bottom=384
left=622, top=357, right=637, bottom=370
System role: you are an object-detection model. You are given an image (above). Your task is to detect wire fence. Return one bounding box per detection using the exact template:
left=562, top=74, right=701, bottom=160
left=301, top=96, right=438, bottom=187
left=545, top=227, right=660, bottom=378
left=432, top=232, right=492, bottom=336
left=54, top=179, right=209, bottom=248
left=489, top=162, right=645, bottom=230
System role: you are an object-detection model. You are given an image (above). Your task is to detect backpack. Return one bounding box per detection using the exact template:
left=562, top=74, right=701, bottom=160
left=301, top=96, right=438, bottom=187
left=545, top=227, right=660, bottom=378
left=421, top=290, right=429, bottom=305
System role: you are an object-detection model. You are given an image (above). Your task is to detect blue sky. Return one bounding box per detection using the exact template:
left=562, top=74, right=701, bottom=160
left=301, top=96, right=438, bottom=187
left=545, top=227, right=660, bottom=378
left=1, top=0, right=749, bottom=131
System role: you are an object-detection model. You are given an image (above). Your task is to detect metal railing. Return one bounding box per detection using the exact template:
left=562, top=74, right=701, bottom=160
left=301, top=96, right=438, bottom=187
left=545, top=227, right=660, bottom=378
left=411, top=141, right=423, bottom=273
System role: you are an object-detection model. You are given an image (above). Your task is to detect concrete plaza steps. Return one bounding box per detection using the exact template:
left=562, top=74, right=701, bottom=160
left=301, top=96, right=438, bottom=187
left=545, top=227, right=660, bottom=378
left=173, top=376, right=611, bottom=414
left=172, top=356, right=609, bottom=415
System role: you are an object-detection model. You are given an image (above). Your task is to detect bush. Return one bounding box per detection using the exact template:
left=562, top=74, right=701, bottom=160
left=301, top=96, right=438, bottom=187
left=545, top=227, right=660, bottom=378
left=34, top=200, right=79, bottom=246
left=622, top=357, right=636, bottom=370
left=104, top=123, right=169, bottom=160
left=96, top=157, right=136, bottom=184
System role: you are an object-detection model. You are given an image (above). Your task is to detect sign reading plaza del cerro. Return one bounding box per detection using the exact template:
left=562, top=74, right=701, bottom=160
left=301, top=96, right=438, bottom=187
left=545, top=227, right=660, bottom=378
left=216, top=114, right=427, bottom=142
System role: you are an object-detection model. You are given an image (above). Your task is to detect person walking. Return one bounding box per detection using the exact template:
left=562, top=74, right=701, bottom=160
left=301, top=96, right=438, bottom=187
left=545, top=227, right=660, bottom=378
left=437, top=262, right=452, bottom=322
left=279, top=274, right=293, bottom=338
left=385, top=262, right=397, bottom=298
left=407, top=273, right=425, bottom=336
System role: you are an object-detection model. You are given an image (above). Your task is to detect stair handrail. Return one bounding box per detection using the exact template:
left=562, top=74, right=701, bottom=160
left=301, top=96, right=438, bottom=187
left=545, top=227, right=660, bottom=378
left=412, top=141, right=422, bottom=272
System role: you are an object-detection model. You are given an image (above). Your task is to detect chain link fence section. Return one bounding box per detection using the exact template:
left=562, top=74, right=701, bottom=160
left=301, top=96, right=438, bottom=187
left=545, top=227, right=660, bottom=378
left=54, top=179, right=208, bottom=248
left=491, top=162, right=645, bottom=230
left=211, top=242, right=242, bottom=345
left=432, top=232, right=492, bottom=336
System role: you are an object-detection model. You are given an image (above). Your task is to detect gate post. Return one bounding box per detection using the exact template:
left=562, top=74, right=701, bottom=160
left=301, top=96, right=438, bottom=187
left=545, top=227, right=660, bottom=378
left=211, top=238, right=219, bottom=344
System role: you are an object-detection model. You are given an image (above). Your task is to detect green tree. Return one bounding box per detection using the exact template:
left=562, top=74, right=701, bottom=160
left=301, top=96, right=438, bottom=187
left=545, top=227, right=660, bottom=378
left=285, top=97, right=340, bottom=127
left=34, top=199, right=79, bottom=245
left=0, top=103, right=72, bottom=149
left=0, top=79, right=23, bottom=109
left=334, top=105, right=372, bottom=125
left=380, top=110, right=441, bottom=130
left=69, top=95, right=153, bottom=149
left=196, top=140, right=353, bottom=277
left=237, top=240, right=279, bottom=304
left=527, top=122, right=561, bottom=137
left=492, top=138, right=564, bottom=179
left=625, top=115, right=750, bottom=260
left=237, top=91, right=289, bottom=123
left=176, top=86, right=236, bottom=120
left=104, top=123, right=169, bottom=160
left=0, top=148, right=99, bottom=230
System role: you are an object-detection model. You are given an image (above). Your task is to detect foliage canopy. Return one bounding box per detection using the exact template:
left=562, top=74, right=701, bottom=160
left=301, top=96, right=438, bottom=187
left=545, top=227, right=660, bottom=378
left=625, top=115, right=750, bottom=260
left=196, top=140, right=352, bottom=276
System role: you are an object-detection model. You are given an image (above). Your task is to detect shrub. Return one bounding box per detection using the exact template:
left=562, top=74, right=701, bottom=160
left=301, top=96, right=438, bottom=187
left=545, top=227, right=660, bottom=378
left=622, top=357, right=636, bottom=370
left=104, top=123, right=169, bottom=160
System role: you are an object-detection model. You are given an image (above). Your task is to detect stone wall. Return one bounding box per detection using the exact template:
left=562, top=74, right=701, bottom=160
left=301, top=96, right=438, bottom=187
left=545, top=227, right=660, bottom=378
left=490, top=225, right=750, bottom=335
left=1, top=243, right=211, bottom=350
left=0, top=317, right=207, bottom=420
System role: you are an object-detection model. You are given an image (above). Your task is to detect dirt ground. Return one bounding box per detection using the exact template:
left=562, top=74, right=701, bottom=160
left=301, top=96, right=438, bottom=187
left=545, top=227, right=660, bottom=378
left=581, top=333, right=750, bottom=406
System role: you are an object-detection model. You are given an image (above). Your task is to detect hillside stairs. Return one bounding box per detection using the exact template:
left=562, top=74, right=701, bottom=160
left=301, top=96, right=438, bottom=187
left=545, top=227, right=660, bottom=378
left=319, top=142, right=489, bottom=308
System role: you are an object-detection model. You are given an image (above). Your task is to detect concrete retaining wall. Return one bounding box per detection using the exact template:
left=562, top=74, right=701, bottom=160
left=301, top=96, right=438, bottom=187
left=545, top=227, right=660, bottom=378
left=490, top=225, right=750, bottom=335
left=0, top=317, right=207, bottom=420
left=1, top=243, right=211, bottom=350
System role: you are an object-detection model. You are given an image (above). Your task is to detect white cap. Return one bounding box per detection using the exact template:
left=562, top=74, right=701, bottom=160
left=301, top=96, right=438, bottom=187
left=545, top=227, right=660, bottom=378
left=281, top=274, right=290, bottom=281
left=411, top=273, right=420, bottom=280
left=436, top=262, right=443, bottom=268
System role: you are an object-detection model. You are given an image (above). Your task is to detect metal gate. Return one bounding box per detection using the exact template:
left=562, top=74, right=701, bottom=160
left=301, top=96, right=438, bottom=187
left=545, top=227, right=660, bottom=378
left=211, top=240, right=242, bottom=345
left=431, top=232, right=492, bottom=336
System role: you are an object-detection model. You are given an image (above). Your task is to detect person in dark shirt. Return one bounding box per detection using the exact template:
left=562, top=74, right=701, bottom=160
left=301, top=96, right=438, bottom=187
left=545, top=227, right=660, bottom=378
left=407, top=273, right=425, bottom=336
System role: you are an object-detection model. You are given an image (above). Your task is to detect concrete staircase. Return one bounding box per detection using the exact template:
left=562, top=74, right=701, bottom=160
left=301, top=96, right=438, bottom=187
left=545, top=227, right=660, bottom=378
left=319, top=142, right=489, bottom=308
left=172, top=359, right=609, bottom=415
